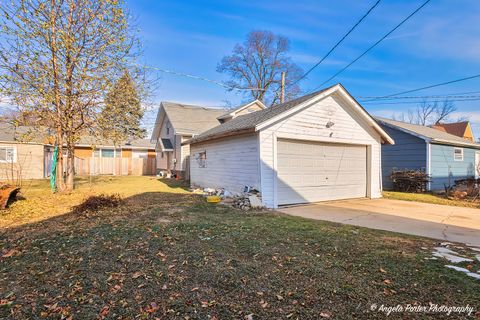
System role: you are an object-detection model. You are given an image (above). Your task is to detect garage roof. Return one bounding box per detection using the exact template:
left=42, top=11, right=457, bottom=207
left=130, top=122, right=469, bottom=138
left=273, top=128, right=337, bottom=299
left=185, top=84, right=394, bottom=145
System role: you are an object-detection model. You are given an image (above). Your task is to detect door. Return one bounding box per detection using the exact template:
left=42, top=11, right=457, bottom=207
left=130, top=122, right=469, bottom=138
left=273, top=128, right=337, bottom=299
left=277, top=139, right=367, bottom=205
left=476, top=152, right=480, bottom=179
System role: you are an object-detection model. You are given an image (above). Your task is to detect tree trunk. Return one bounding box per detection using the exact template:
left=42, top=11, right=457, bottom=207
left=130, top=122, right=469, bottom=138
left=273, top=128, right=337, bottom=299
left=65, top=141, right=75, bottom=191
left=55, top=128, right=66, bottom=192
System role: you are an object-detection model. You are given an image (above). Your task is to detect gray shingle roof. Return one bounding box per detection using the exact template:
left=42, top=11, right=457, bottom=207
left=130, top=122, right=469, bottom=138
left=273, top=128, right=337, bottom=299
left=162, top=102, right=227, bottom=135
left=376, top=117, right=480, bottom=149
left=0, top=123, right=50, bottom=144
left=0, top=122, right=155, bottom=148
left=187, top=86, right=335, bottom=144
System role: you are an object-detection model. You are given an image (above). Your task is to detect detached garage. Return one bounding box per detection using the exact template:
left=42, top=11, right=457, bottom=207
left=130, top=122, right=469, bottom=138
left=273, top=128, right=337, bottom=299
left=184, top=84, right=394, bottom=208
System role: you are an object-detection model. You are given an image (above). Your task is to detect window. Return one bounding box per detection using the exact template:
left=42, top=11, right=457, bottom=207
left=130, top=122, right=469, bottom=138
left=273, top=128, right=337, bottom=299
left=0, top=146, right=16, bottom=163
left=161, top=152, right=164, bottom=158
left=196, top=151, right=207, bottom=168
left=101, top=149, right=115, bottom=158
left=166, top=123, right=170, bottom=135
left=454, top=148, right=464, bottom=161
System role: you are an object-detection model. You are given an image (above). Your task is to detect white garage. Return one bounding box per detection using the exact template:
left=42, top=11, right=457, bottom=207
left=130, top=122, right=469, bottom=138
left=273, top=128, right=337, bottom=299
left=185, top=84, right=394, bottom=209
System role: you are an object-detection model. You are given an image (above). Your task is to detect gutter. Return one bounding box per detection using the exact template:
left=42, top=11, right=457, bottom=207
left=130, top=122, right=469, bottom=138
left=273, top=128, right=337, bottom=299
left=182, top=128, right=256, bottom=146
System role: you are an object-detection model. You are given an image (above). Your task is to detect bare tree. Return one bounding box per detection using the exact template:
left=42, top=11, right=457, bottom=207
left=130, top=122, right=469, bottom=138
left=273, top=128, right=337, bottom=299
left=396, top=99, right=458, bottom=126
left=434, top=99, right=457, bottom=124
left=217, top=30, right=303, bottom=106
left=0, top=0, right=145, bottom=192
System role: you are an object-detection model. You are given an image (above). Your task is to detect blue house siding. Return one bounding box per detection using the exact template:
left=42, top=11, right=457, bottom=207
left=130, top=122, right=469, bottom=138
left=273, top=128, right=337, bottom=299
left=380, top=126, right=427, bottom=190
left=430, top=144, right=477, bottom=190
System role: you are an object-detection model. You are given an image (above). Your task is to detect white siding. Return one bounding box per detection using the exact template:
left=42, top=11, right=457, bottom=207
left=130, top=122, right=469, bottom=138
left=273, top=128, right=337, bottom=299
left=190, top=134, right=260, bottom=194
left=260, top=94, right=383, bottom=208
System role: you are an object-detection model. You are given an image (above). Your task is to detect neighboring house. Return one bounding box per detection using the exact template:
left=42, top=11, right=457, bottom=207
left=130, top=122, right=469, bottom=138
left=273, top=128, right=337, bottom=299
left=377, top=117, right=480, bottom=190
left=0, top=124, right=49, bottom=180
left=150, top=100, right=265, bottom=177
left=184, top=84, right=394, bottom=209
left=0, top=123, right=156, bottom=180
left=431, top=121, right=475, bottom=142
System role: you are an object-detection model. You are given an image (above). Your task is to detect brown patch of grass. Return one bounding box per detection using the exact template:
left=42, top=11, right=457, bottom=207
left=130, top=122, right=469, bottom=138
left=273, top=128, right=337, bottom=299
left=383, top=191, right=480, bottom=209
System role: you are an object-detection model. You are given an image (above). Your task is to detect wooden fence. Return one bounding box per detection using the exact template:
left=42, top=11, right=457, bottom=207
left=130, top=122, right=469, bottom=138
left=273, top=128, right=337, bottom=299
left=74, top=157, right=156, bottom=176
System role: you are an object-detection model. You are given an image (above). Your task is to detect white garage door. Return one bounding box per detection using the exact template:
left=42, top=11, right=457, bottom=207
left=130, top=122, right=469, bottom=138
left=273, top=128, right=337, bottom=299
left=277, top=139, right=367, bottom=205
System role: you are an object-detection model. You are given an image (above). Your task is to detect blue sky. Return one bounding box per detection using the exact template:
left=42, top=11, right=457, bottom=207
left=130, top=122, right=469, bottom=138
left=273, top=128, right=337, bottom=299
left=129, top=0, right=480, bottom=138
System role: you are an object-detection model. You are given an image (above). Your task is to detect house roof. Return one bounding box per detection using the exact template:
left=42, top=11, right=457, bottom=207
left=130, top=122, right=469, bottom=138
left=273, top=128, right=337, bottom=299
left=185, top=84, right=394, bottom=145
left=216, top=100, right=266, bottom=120
left=0, top=123, right=155, bottom=149
left=431, top=121, right=470, bottom=138
left=161, top=102, right=227, bottom=135
left=376, top=117, right=480, bottom=149
left=0, top=123, right=51, bottom=144
left=160, top=138, right=174, bottom=151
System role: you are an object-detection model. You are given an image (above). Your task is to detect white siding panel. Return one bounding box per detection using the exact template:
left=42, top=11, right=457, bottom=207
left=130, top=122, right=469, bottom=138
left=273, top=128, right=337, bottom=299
left=190, top=134, right=260, bottom=194
left=260, top=94, right=383, bottom=208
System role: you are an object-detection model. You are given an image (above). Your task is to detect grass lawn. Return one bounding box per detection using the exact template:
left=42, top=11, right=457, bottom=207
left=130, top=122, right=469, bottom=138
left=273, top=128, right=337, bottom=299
left=1, top=177, right=479, bottom=319
left=383, top=191, right=480, bottom=209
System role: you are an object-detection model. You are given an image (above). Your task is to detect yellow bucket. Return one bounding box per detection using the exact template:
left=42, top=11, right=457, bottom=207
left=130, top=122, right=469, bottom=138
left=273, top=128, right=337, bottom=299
left=206, top=195, right=221, bottom=203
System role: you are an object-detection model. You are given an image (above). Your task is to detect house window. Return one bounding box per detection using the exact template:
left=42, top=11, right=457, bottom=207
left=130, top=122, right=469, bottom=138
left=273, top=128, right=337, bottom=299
left=0, top=146, right=16, bottom=163
left=196, top=151, right=207, bottom=168
left=161, top=152, right=164, bottom=158
left=166, top=124, right=170, bottom=135
left=454, top=148, right=464, bottom=161
left=101, top=149, right=115, bottom=158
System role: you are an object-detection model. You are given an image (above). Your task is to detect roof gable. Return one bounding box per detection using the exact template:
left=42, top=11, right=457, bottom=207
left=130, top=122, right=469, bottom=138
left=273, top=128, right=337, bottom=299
left=186, top=84, right=394, bottom=145
left=151, top=102, right=227, bottom=140
left=432, top=121, right=474, bottom=142
left=217, top=100, right=266, bottom=122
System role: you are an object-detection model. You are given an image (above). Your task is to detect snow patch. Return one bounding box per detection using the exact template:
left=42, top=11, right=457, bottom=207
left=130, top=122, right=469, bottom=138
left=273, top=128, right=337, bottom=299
left=445, top=265, right=480, bottom=280
left=432, top=247, right=473, bottom=263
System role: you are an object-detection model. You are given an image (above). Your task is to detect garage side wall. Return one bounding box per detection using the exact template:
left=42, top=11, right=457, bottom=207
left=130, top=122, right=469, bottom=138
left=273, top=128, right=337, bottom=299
left=259, top=94, right=383, bottom=208
left=189, top=134, right=260, bottom=194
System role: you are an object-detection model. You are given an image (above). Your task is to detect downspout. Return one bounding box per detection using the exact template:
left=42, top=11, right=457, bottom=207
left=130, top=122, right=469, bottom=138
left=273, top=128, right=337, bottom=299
left=426, top=142, right=432, bottom=191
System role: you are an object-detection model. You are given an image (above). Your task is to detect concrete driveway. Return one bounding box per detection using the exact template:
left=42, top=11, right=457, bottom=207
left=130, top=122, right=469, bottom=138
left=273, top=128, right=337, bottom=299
left=279, top=198, right=480, bottom=247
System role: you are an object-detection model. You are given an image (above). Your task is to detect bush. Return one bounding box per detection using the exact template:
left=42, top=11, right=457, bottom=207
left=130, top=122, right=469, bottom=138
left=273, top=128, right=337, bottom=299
left=72, top=193, right=124, bottom=214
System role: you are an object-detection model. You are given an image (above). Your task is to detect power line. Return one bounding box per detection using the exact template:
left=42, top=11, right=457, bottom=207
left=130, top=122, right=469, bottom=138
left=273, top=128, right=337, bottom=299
left=310, top=0, right=431, bottom=92
left=139, top=65, right=265, bottom=92
left=289, top=0, right=382, bottom=87
left=361, top=74, right=480, bottom=101
left=358, top=90, right=480, bottom=100
left=362, top=97, right=480, bottom=105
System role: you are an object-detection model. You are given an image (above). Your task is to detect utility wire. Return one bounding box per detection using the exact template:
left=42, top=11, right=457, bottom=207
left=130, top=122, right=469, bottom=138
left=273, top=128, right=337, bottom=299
left=358, top=90, right=480, bottom=100
left=289, top=0, right=382, bottom=87
left=139, top=65, right=265, bottom=92
left=310, top=0, right=431, bottom=92
left=361, top=74, right=480, bottom=101
left=362, top=97, right=480, bottom=105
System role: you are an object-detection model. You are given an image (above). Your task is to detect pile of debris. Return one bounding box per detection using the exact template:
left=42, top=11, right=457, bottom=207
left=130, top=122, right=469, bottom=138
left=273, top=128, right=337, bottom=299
left=190, top=185, right=264, bottom=210
left=450, top=178, right=480, bottom=200
left=390, top=169, right=431, bottom=193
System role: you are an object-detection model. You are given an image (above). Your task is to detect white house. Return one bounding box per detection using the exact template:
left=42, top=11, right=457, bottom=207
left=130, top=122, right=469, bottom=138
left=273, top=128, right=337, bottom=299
left=150, top=100, right=265, bottom=177
left=184, top=84, right=394, bottom=208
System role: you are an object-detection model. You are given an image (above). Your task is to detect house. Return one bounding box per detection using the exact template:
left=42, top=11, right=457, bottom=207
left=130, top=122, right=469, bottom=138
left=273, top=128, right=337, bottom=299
left=431, top=121, right=475, bottom=142
left=0, top=122, right=157, bottom=180
left=183, top=84, right=394, bottom=209
left=377, top=117, right=480, bottom=190
left=150, top=100, right=265, bottom=178
left=0, top=123, right=49, bottom=180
